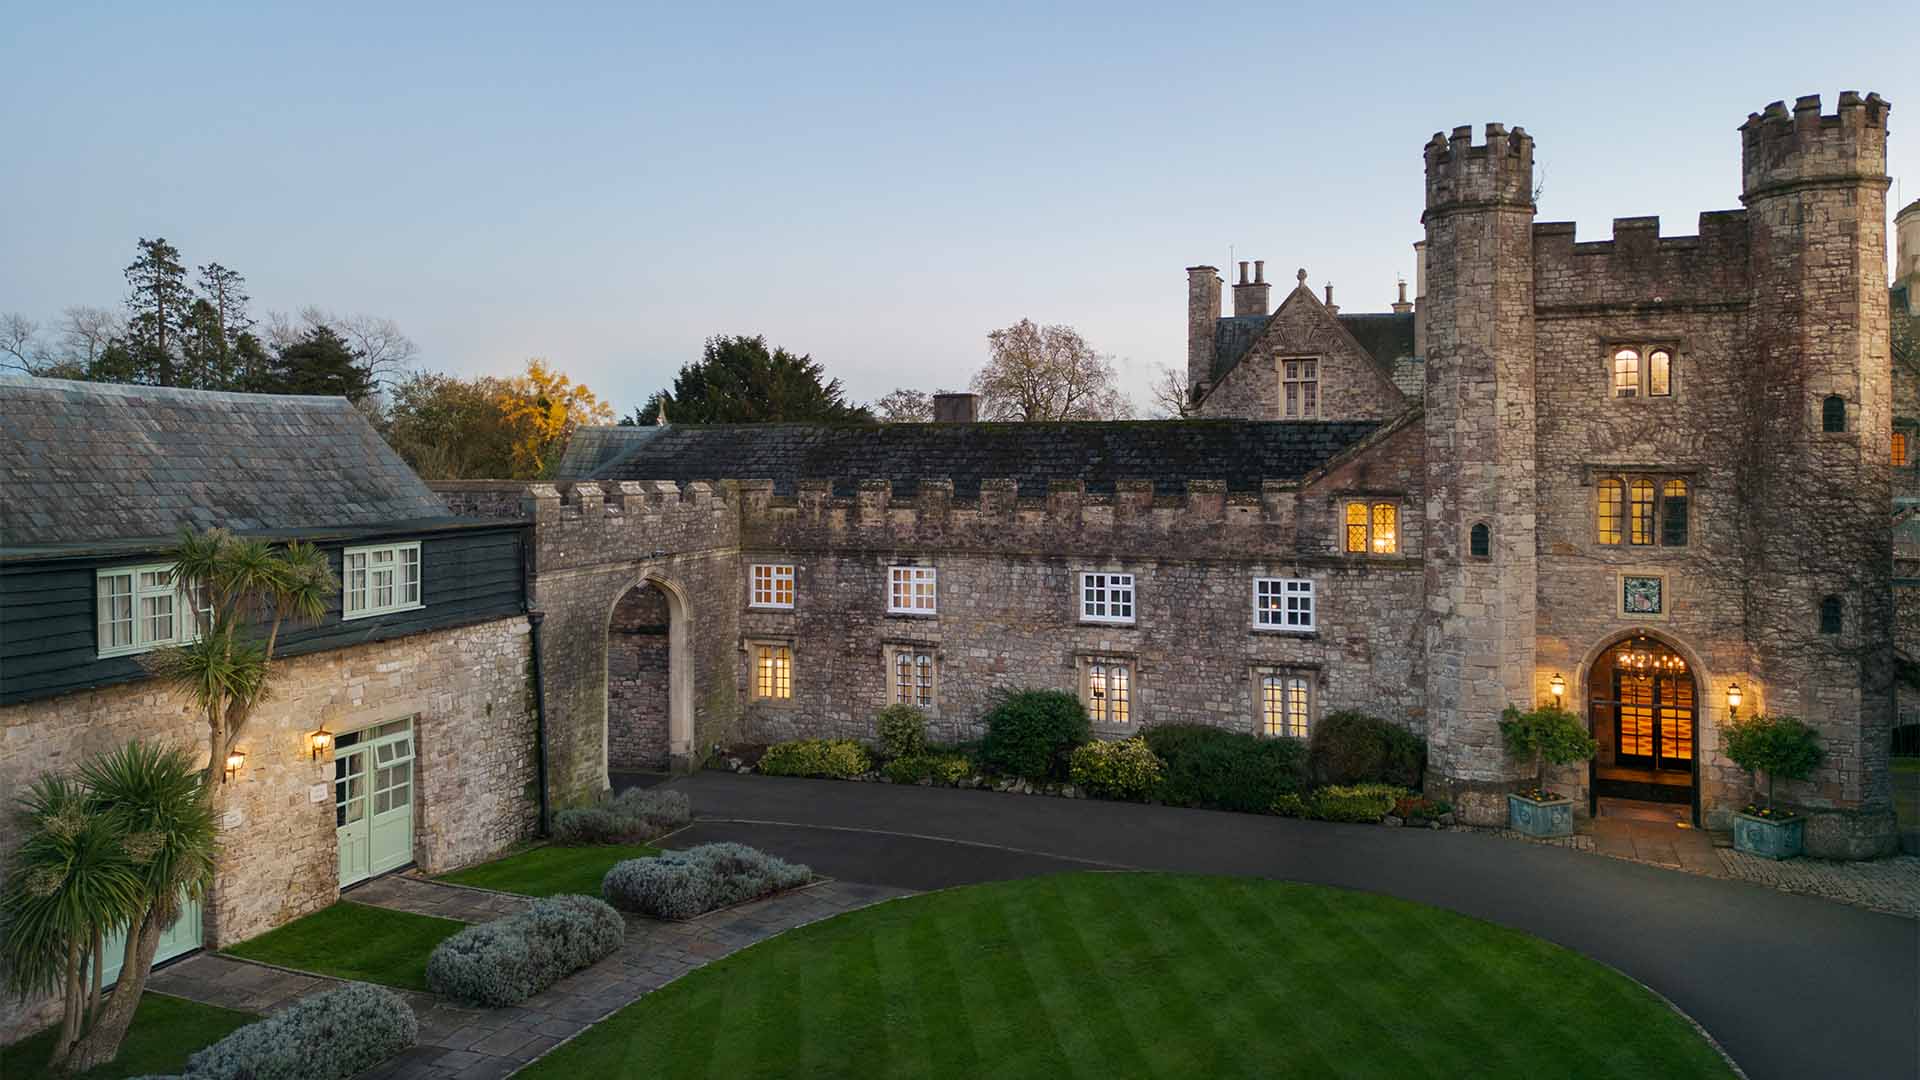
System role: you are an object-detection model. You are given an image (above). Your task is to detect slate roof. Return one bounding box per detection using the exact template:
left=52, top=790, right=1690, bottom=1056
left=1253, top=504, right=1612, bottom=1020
left=572, top=419, right=1383, bottom=497
left=1211, top=311, right=1416, bottom=382
left=555, top=424, right=663, bottom=480
left=0, top=376, right=452, bottom=548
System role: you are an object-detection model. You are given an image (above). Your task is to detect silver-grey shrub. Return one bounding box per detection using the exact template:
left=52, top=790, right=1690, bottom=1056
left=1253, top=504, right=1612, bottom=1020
left=426, top=893, right=625, bottom=1006
left=179, top=984, right=416, bottom=1080
left=602, top=842, right=812, bottom=919
left=551, top=786, right=692, bottom=845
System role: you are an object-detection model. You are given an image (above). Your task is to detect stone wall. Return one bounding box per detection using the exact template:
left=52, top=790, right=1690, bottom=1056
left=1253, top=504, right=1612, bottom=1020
left=1197, top=281, right=1408, bottom=422
left=608, top=584, right=671, bottom=770
left=0, top=616, right=537, bottom=1042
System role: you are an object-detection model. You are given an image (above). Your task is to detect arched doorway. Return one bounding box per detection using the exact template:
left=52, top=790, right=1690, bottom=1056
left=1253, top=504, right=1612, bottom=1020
left=1586, top=633, right=1699, bottom=823
left=605, top=576, right=692, bottom=781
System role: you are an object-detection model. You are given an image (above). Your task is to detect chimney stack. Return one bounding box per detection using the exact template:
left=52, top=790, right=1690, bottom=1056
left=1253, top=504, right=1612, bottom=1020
left=1412, top=240, right=1428, bottom=357
left=1187, top=265, right=1222, bottom=395
left=1392, top=279, right=1413, bottom=315
left=1233, top=258, right=1271, bottom=316
left=1323, top=283, right=1339, bottom=315
left=932, top=392, right=979, bottom=423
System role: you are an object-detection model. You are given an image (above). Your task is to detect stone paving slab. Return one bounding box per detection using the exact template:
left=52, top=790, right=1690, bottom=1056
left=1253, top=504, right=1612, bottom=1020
left=148, top=875, right=911, bottom=1080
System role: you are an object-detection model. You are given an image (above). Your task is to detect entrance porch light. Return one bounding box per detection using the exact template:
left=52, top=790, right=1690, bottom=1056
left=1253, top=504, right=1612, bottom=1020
left=1548, top=673, right=1565, bottom=701
left=223, top=748, right=247, bottom=783
left=309, top=726, right=334, bottom=761
left=1726, top=682, right=1742, bottom=717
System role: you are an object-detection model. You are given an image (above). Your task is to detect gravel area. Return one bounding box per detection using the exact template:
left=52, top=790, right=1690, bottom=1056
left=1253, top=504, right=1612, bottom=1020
left=1717, top=850, right=1920, bottom=918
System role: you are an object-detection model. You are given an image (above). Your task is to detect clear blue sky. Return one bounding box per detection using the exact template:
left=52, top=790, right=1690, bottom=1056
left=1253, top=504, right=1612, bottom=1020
left=3, top=2, right=1914, bottom=416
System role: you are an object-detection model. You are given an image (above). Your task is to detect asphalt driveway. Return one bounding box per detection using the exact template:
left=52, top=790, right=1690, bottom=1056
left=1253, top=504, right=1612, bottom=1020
left=660, top=771, right=1919, bottom=1080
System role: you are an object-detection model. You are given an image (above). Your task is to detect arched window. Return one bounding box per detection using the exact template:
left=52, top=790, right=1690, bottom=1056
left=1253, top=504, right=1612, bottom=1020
left=1648, top=349, right=1672, bottom=396
left=1612, top=349, right=1641, bottom=397
left=1660, top=479, right=1688, bottom=547
left=1819, top=595, right=1842, bottom=635
left=1822, top=395, right=1847, bottom=433
left=1469, top=522, right=1491, bottom=559
left=1597, top=479, right=1623, bottom=544
left=1628, top=479, right=1656, bottom=545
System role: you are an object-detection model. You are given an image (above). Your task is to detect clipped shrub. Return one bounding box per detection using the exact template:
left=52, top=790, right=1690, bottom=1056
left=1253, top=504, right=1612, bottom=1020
left=181, top=984, right=416, bottom=1080
left=1499, top=705, right=1597, bottom=798
left=426, top=894, right=625, bottom=1006
left=1309, top=711, right=1426, bottom=788
left=1068, top=737, right=1165, bottom=801
left=1143, top=724, right=1309, bottom=813
left=551, top=786, right=691, bottom=845
left=758, top=738, right=871, bottom=779
left=1270, top=793, right=1309, bottom=818
left=1722, top=713, right=1825, bottom=812
left=603, top=842, right=812, bottom=919
left=979, top=690, right=1091, bottom=781
left=883, top=752, right=972, bottom=786
left=1310, top=783, right=1409, bottom=823
left=876, top=704, right=929, bottom=760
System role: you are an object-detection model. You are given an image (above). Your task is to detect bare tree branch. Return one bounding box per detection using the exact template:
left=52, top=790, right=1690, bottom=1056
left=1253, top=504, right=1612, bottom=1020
left=971, top=319, right=1132, bottom=421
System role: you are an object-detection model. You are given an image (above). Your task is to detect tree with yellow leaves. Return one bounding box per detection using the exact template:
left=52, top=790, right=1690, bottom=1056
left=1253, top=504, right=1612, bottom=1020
left=494, top=358, right=615, bottom=479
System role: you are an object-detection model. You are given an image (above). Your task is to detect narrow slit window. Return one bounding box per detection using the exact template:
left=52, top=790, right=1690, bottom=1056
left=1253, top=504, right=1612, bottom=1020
left=1628, top=479, right=1656, bottom=545
left=1469, top=522, right=1491, bottom=559
left=1822, top=395, right=1846, bottom=433
left=1895, top=432, right=1909, bottom=467
left=1597, top=480, right=1623, bottom=545
left=1819, top=596, right=1842, bottom=635
left=1660, top=480, right=1689, bottom=547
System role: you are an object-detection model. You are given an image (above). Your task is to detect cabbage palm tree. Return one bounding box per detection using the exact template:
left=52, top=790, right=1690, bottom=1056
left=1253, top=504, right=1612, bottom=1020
left=62, top=742, right=218, bottom=1072
left=147, top=527, right=335, bottom=785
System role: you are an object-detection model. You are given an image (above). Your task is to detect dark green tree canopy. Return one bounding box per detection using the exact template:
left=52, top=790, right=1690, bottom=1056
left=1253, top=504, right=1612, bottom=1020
left=268, top=325, right=372, bottom=400
left=627, top=335, right=870, bottom=425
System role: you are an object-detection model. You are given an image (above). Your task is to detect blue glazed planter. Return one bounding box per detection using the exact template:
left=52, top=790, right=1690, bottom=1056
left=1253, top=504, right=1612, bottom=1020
left=1733, top=812, right=1804, bottom=860
left=1508, top=793, right=1574, bottom=838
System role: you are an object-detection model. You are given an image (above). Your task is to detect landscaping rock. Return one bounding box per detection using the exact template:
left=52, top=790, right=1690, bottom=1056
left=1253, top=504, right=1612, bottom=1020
left=1384, top=815, right=1403, bottom=827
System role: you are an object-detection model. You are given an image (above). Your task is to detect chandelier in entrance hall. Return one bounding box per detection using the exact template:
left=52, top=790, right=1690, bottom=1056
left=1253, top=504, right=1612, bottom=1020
left=1615, top=635, right=1686, bottom=676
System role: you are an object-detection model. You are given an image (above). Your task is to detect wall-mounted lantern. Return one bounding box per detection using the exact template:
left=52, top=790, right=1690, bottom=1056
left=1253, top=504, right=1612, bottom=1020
left=1548, top=673, right=1566, bottom=701
left=223, top=748, right=247, bottom=783
left=309, top=727, right=334, bottom=761
left=1726, top=682, right=1742, bottom=717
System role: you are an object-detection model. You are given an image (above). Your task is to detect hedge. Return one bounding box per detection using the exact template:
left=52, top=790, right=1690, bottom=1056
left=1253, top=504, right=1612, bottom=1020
left=551, top=787, right=691, bottom=845
left=1143, top=724, right=1309, bottom=812
left=979, top=690, right=1090, bottom=781
left=1309, top=711, right=1426, bottom=788
left=173, top=984, right=416, bottom=1080
left=758, top=738, right=871, bottom=778
left=883, top=752, right=972, bottom=786
left=603, top=842, right=812, bottom=919
left=426, top=894, right=626, bottom=1006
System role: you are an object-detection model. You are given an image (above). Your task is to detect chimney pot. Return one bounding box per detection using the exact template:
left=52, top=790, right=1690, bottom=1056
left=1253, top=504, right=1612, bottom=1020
left=1254, top=260, right=1265, bottom=284
left=1238, top=261, right=1249, bottom=284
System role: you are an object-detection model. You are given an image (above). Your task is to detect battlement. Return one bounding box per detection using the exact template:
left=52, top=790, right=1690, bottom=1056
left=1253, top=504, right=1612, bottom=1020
left=1740, top=92, right=1890, bottom=200
left=1423, top=122, right=1535, bottom=213
left=1532, top=212, right=1752, bottom=310
left=528, top=479, right=732, bottom=520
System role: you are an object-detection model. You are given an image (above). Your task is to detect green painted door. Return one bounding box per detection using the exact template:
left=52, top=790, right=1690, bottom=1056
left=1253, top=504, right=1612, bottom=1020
left=336, top=718, right=414, bottom=887
left=94, top=892, right=203, bottom=986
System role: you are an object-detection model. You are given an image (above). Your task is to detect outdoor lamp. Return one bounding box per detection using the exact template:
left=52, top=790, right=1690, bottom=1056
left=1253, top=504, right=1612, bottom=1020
left=223, top=748, right=247, bottom=783
left=1549, top=673, right=1565, bottom=701
left=1727, top=682, right=1742, bottom=715
left=309, top=726, right=333, bottom=761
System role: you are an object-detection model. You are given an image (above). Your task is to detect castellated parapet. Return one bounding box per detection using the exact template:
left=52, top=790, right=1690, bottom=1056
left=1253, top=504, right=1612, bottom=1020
left=1532, top=212, right=1752, bottom=312
left=1740, top=92, right=1890, bottom=200
left=1423, top=123, right=1535, bottom=214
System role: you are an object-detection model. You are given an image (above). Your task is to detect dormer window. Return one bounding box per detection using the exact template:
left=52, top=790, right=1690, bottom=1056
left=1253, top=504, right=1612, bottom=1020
left=1281, top=358, right=1319, bottom=419
left=1611, top=345, right=1675, bottom=399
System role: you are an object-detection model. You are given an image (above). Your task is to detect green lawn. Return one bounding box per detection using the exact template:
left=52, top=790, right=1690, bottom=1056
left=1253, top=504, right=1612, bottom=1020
left=523, top=873, right=1735, bottom=1080
left=223, top=901, right=464, bottom=991
left=0, top=993, right=255, bottom=1080
left=436, top=843, right=659, bottom=897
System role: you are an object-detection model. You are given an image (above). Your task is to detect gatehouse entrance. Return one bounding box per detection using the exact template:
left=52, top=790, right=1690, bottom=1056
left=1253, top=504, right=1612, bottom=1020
left=1586, top=634, right=1699, bottom=824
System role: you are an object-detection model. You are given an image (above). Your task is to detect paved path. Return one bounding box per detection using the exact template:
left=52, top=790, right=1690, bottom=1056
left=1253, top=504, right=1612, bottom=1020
left=151, top=876, right=909, bottom=1080
left=668, top=771, right=1920, bottom=1080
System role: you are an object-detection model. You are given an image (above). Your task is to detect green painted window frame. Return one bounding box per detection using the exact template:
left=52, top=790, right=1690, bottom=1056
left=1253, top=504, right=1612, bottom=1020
left=342, top=541, right=424, bottom=621
left=95, top=562, right=207, bottom=658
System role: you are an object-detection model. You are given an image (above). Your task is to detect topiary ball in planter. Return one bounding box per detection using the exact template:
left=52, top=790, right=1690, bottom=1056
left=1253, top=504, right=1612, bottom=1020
left=1507, top=792, right=1574, bottom=838
left=1733, top=809, right=1805, bottom=860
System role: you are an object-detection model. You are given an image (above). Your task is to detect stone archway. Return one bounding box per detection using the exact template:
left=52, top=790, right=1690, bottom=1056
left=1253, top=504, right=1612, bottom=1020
left=604, top=574, right=694, bottom=778
left=1578, top=630, right=1707, bottom=824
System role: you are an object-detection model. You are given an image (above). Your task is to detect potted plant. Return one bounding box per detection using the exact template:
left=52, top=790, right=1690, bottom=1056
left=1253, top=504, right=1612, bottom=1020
left=1723, top=713, right=1824, bottom=859
left=1499, top=704, right=1597, bottom=838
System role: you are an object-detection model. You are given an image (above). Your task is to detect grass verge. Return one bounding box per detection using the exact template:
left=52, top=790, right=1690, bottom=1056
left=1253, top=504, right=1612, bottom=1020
left=223, top=901, right=464, bottom=991
left=436, top=843, right=659, bottom=897
left=0, top=992, right=254, bottom=1080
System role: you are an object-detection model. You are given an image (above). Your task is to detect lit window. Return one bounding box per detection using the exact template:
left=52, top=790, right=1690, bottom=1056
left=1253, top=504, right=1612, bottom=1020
left=754, top=643, right=793, bottom=700
left=1660, top=480, right=1689, bottom=547
left=96, top=563, right=207, bottom=658
left=1628, top=479, right=1656, bottom=546
left=1344, top=501, right=1399, bottom=555
left=343, top=542, right=422, bottom=620
left=1613, top=349, right=1640, bottom=397
left=1371, top=504, right=1398, bottom=554
left=1895, top=432, right=1909, bottom=467
left=1597, top=480, right=1623, bottom=544
left=1648, top=350, right=1671, bottom=396
left=1822, top=395, right=1846, bottom=433
left=1080, top=572, right=1136, bottom=624
left=1819, top=596, right=1842, bottom=635
left=1254, top=578, right=1314, bottom=631
left=1282, top=359, right=1319, bottom=419
left=1085, top=660, right=1132, bottom=725
left=891, top=648, right=935, bottom=707
left=1260, top=673, right=1311, bottom=738
left=1344, top=502, right=1368, bottom=553
left=750, top=564, right=795, bottom=609
left=887, top=566, right=937, bottom=614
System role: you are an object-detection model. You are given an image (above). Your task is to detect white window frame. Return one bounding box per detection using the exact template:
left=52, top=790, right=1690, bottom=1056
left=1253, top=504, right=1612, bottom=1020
left=96, top=563, right=207, bottom=658
left=342, top=542, right=424, bottom=621
left=750, top=563, right=795, bottom=609
left=1079, top=572, right=1136, bottom=625
left=1253, top=577, right=1314, bottom=632
left=888, top=646, right=937, bottom=708
left=887, top=565, right=938, bottom=615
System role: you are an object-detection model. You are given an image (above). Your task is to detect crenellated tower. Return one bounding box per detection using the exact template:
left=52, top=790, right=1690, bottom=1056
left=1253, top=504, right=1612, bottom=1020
left=1739, top=92, right=1897, bottom=850
left=1420, top=123, right=1539, bottom=821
